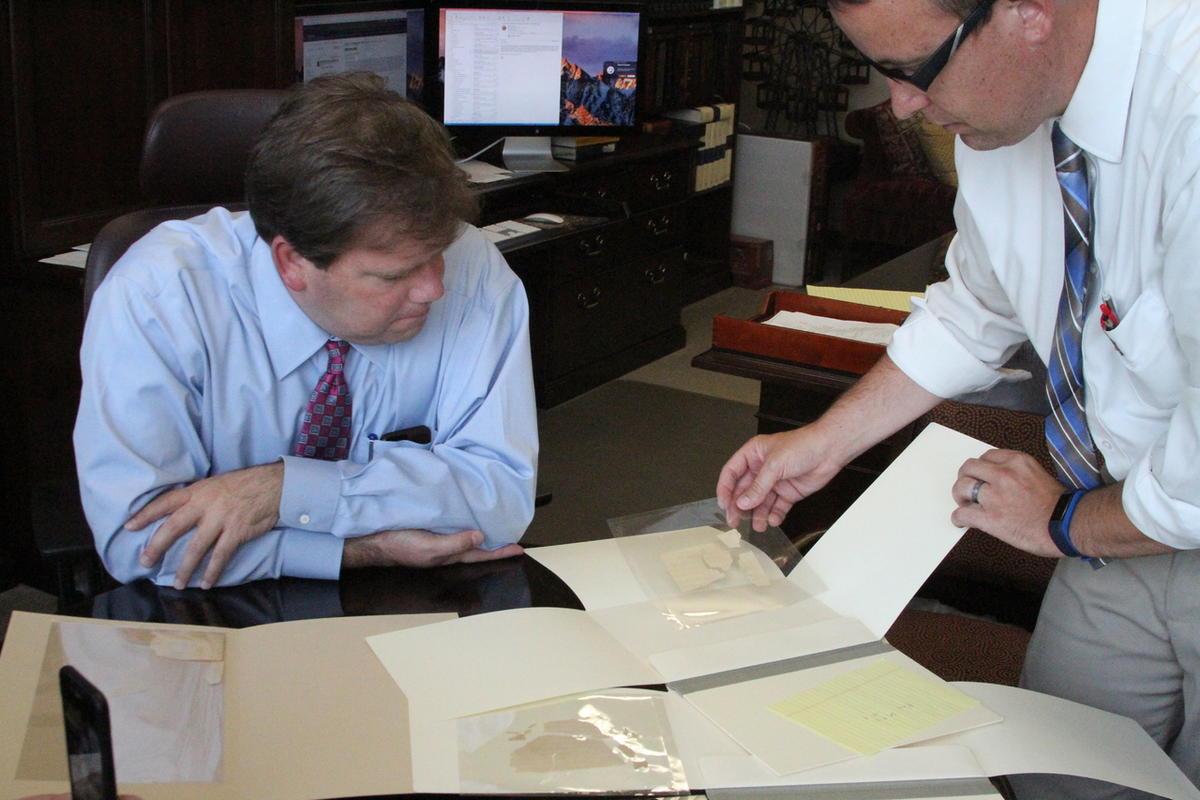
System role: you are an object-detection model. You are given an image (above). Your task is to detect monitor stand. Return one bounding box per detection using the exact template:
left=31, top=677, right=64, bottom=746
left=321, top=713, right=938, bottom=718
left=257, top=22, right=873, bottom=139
left=501, top=136, right=570, bottom=173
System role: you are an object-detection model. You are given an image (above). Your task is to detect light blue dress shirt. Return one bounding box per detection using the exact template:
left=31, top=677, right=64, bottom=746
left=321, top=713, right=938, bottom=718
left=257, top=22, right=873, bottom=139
left=74, top=208, right=538, bottom=587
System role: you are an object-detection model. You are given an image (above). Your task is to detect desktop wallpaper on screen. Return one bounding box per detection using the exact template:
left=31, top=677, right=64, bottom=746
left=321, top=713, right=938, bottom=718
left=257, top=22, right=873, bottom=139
left=559, top=11, right=638, bottom=126
left=437, top=7, right=640, bottom=128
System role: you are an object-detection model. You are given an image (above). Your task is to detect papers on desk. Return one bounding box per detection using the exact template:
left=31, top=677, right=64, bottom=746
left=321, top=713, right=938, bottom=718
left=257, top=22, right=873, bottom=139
left=372, top=423, right=1200, bottom=800
left=458, top=159, right=514, bottom=184
left=0, top=612, right=453, bottom=800
left=38, top=243, right=90, bottom=269
left=5, top=423, right=1200, bottom=800
left=763, top=309, right=898, bottom=346
left=480, top=219, right=541, bottom=244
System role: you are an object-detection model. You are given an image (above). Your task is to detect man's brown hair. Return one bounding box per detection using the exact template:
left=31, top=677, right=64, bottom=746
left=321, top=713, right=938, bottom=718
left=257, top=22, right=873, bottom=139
left=246, top=72, right=477, bottom=268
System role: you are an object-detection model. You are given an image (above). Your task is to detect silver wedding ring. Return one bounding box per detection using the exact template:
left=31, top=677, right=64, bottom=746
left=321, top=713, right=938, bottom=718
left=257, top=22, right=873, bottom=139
left=970, top=479, right=985, bottom=505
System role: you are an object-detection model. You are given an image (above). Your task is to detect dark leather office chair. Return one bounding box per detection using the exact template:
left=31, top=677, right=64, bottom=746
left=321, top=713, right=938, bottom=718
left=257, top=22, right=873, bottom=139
left=35, top=89, right=286, bottom=606
left=83, top=89, right=286, bottom=316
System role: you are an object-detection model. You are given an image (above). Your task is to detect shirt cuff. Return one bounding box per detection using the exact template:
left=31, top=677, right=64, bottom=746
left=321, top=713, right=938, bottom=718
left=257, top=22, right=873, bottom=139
left=278, top=528, right=344, bottom=580
left=279, top=455, right=342, bottom=533
left=1121, top=457, right=1200, bottom=550
left=888, top=303, right=1007, bottom=399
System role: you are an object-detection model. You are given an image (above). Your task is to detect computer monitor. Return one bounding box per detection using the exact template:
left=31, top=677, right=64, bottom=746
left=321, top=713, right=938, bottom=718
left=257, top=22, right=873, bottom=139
left=434, top=1, right=644, bottom=172
left=296, top=5, right=427, bottom=104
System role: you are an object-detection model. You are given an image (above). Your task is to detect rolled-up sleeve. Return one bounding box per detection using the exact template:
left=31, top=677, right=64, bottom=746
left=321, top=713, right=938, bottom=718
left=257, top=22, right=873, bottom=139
left=888, top=213, right=1031, bottom=400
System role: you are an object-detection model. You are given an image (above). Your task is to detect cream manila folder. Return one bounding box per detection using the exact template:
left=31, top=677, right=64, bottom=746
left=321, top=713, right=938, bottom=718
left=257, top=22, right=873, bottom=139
left=389, top=423, right=990, bottom=723
left=1, top=610, right=450, bottom=800
left=788, top=422, right=988, bottom=639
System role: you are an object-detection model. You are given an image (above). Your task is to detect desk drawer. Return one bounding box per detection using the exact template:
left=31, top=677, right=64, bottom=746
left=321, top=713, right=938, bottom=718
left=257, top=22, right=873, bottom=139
left=566, top=153, right=690, bottom=214
left=627, top=158, right=689, bottom=211
left=549, top=220, right=635, bottom=284
left=546, top=247, right=685, bottom=377
left=630, top=203, right=687, bottom=252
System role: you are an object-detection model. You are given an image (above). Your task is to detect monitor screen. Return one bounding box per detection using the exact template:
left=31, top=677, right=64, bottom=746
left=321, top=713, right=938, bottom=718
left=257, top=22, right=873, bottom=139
left=296, top=7, right=427, bottom=103
left=436, top=2, right=642, bottom=134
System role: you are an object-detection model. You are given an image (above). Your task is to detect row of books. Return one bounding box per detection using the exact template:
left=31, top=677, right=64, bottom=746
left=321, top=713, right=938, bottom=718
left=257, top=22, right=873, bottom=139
left=550, top=135, right=620, bottom=161
left=661, top=102, right=736, bottom=191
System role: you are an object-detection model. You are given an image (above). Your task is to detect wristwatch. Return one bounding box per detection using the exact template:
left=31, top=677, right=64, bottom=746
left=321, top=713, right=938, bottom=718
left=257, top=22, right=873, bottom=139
left=1048, top=489, right=1087, bottom=558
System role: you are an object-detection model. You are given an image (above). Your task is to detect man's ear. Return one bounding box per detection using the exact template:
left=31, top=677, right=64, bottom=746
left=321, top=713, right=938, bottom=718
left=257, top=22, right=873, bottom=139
left=1012, top=0, right=1053, bottom=44
left=272, top=236, right=311, bottom=293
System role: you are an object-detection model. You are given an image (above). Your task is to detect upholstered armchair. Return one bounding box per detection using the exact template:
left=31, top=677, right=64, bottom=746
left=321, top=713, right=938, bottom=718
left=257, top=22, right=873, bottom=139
left=841, top=101, right=958, bottom=276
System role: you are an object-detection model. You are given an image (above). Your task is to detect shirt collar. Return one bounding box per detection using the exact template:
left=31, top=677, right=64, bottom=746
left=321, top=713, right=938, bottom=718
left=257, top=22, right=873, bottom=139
left=1060, top=0, right=1144, bottom=163
left=247, top=229, right=394, bottom=377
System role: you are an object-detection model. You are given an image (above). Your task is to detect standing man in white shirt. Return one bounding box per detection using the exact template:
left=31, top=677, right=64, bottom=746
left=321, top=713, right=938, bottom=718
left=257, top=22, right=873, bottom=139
left=717, top=1, right=1200, bottom=796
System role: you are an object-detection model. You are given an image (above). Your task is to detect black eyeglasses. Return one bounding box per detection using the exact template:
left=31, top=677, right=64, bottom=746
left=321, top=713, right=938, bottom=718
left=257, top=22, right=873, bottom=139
left=859, top=0, right=996, bottom=92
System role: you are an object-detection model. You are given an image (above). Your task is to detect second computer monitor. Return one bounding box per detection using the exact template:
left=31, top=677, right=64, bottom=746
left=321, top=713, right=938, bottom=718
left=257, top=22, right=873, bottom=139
left=436, top=2, right=643, bottom=134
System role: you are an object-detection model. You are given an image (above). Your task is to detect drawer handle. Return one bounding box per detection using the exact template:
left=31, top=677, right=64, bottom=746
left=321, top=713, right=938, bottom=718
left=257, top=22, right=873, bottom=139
left=646, top=215, right=672, bottom=236
left=644, top=264, right=668, bottom=285
left=576, top=286, right=602, bottom=309
left=650, top=171, right=673, bottom=191
left=577, top=235, right=606, bottom=257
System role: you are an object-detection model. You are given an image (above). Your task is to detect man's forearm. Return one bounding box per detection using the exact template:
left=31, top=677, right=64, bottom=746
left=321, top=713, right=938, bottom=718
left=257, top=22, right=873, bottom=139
left=1070, top=483, right=1177, bottom=559
left=813, top=354, right=944, bottom=469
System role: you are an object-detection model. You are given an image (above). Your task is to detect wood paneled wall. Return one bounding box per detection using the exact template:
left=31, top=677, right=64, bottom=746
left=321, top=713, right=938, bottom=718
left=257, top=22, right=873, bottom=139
left=5, top=0, right=294, bottom=260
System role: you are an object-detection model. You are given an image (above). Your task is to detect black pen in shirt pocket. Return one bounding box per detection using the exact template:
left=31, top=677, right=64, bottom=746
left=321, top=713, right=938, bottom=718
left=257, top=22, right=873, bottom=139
left=368, top=425, right=432, bottom=458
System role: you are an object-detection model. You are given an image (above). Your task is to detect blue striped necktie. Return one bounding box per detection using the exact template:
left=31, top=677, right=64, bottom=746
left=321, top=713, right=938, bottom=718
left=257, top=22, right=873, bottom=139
left=1044, top=122, right=1103, bottom=490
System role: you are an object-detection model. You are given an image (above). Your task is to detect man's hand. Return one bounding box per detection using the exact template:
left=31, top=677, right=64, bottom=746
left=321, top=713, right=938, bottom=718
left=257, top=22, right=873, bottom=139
left=716, top=426, right=843, bottom=532
left=951, top=450, right=1176, bottom=559
left=717, top=355, right=943, bottom=533
left=127, top=462, right=284, bottom=589
left=949, top=449, right=1066, bottom=557
left=342, top=528, right=524, bottom=570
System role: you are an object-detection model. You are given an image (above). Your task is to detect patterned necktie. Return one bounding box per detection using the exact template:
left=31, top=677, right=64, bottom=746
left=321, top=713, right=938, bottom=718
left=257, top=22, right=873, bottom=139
left=1044, top=123, right=1103, bottom=489
left=293, top=339, right=352, bottom=461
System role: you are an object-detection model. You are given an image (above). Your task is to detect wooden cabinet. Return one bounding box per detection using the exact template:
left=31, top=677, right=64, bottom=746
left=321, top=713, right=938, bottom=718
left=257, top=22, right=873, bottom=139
left=501, top=141, right=692, bottom=407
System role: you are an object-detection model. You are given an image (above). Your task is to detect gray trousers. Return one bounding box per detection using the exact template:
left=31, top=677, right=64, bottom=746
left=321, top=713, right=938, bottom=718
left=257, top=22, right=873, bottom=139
left=1010, top=551, right=1200, bottom=799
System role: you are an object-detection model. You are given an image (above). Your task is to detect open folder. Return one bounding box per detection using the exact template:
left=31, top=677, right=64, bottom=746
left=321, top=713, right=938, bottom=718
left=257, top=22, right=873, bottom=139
left=3, top=425, right=1198, bottom=800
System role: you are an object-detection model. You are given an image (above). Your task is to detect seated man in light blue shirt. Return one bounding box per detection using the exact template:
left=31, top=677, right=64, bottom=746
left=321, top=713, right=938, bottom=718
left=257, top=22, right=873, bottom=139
left=74, top=73, right=538, bottom=590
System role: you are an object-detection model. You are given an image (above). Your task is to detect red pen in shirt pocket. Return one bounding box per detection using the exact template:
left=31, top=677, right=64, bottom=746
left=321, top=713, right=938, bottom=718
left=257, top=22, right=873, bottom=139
left=1100, top=296, right=1121, bottom=331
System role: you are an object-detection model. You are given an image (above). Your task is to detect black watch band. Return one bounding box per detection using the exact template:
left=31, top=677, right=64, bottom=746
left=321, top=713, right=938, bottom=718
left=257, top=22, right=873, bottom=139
left=1048, top=489, right=1086, bottom=558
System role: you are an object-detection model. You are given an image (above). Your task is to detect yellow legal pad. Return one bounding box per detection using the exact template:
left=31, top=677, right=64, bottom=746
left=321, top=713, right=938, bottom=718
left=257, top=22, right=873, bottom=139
left=768, top=659, right=980, bottom=755
left=805, top=284, right=922, bottom=313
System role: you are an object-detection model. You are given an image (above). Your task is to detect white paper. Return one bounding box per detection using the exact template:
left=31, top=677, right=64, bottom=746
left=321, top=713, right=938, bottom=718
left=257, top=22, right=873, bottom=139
left=679, top=650, right=999, bottom=776
left=940, top=682, right=1200, bottom=800
left=527, top=537, right=653, bottom=609
left=39, top=250, right=88, bottom=269
left=367, top=607, right=660, bottom=719
left=764, top=309, right=898, bottom=345
left=481, top=219, right=541, bottom=243
left=458, top=159, right=514, bottom=183
left=789, top=423, right=988, bottom=638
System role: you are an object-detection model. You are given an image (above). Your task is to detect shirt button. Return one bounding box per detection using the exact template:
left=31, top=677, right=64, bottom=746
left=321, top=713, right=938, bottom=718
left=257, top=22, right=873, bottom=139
left=299, top=514, right=311, bottom=525
left=1101, top=440, right=1113, bottom=450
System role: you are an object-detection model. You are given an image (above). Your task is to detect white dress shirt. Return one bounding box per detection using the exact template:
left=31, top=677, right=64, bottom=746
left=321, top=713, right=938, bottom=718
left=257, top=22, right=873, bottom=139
left=888, top=0, right=1200, bottom=548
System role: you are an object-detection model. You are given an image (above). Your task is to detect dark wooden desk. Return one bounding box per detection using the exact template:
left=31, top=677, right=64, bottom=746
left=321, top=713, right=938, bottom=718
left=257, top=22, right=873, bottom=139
left=64, top=553, right=582, bottom=629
